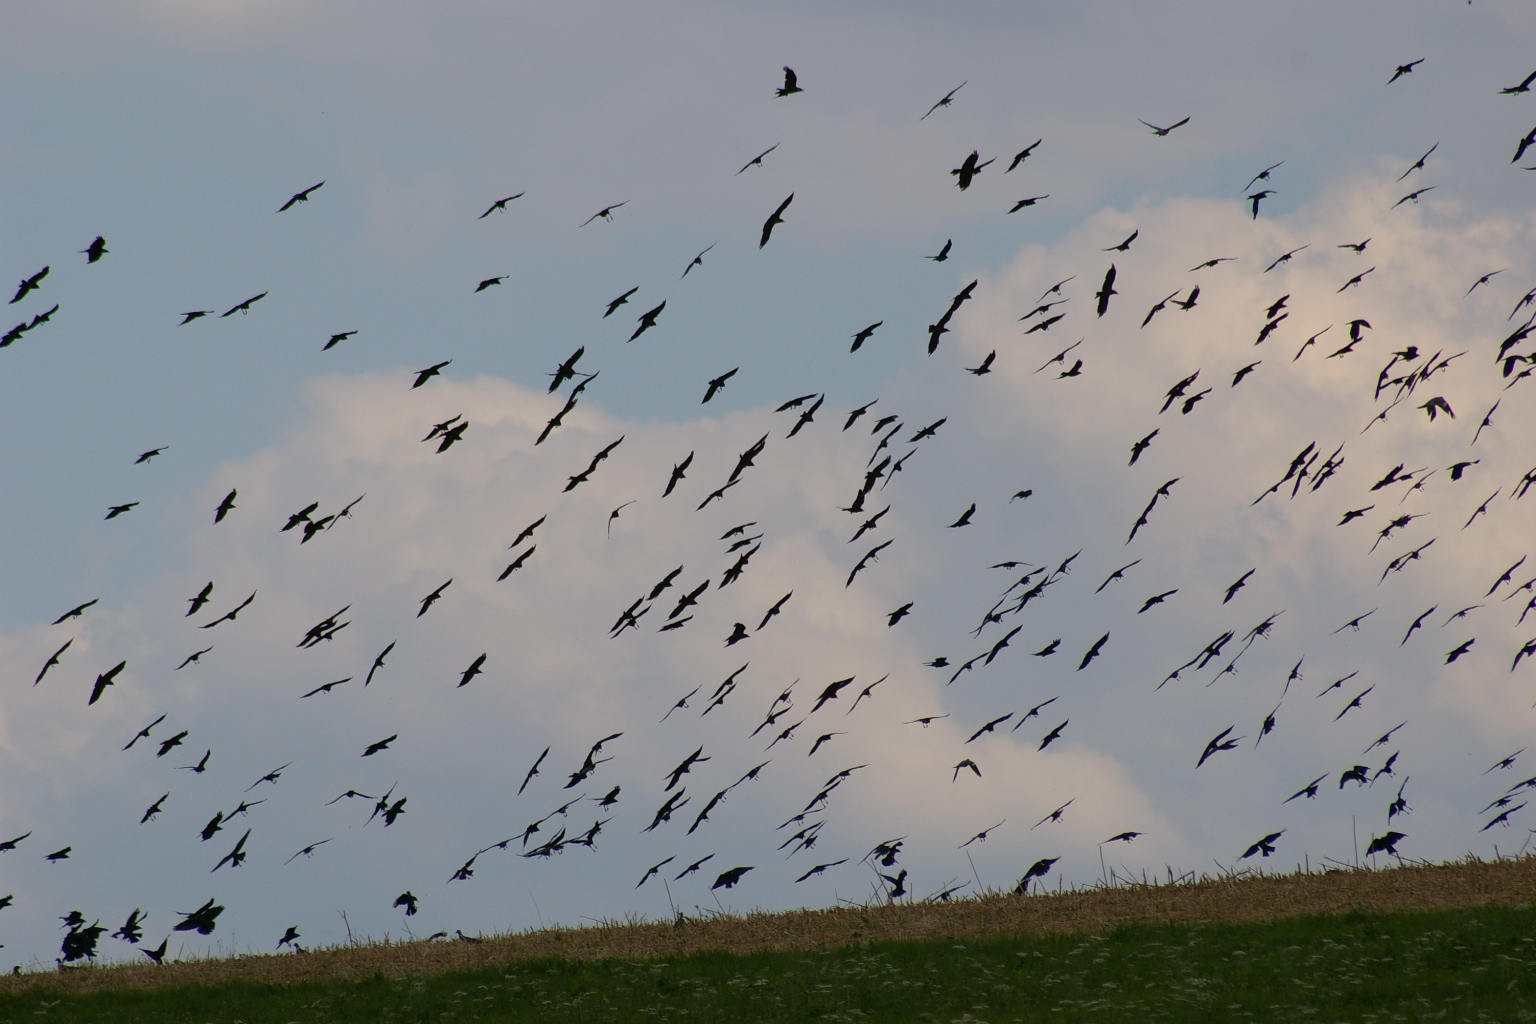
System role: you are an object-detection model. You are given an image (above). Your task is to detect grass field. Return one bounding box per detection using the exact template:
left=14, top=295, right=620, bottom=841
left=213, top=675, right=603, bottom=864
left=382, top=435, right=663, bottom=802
left=4, top=857, right=1535, bottom=1021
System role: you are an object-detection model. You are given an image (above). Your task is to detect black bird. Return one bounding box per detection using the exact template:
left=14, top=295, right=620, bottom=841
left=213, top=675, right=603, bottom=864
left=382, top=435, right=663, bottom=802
left=173, top=898, right=224, bottom=935
left=681, top=243, right=715, bottom=279
left=920, top=81, right=966, bottom=120
left=322, top=330, right=357, bottom=351
left=603, top=287, right=638, bottom=317
left=88, top=660, right=126, bottom=705
left=457, top=654, right=487, bottom=687
left=736, top=143, right=779, bottom=174
left=1095, top=265, right=1117, bottom=317
left=776, top=67, right=802, bottom=96
left=950, top=151, right=994, bottom=190
left=1398, top=143, right=1438, bottom=181
left=516, top=747, right=551, bottom=796
left=760, top=194, right=793, bottom=248
left=948, top=503, right=976, bottom=528
left=212, top=830, right=251, bottom=872
left=1264, top=245, right=1308, bottom=272
left=1038, top=720, right=1068, bottom=750
left=1006, top=140, right=1041, bottom=171
left=1387, top=59, right=1423, bottom=84
left=712, top=866, right=754, bottom=890
left=179, top=309, right=213, bottom=324
left=478, top=193, right=524, bottom=218
left=278, top=181, right=324, bottom=211
left=926, top=240, right=952, bottom=262
left=1248, top=191, right=1275, bottom=218
left=1138, top=116, right=1190, bottom=136
left=219, top=292, right=268, bottom=317
left=967, top=714, right=1013, bottom=743
left=1008, top=196, right=1048, bottom=212
left=51, top=598, right=99, bottom=625
left=199, top=590, right=255, bottom=629
left=362, top=734, right=397, bottom=757
left=475, top=276, right=505, bottom=293
left=1104, top=229, right=1138, bottom=252
left=1393, top=186, right=1436, bottom=208
left=1223, top=569, right=1255, bottom=604
left=105, top=502, right=138, bottom=519
left=417, top=579, right=452, bottom=617
left=630, top=301, right=666, bottom=341
left=1242, top=831, right=1284, bottom=859
left=1077, top=633, right=1109, bottom=670
left=580, top=201, right=628, bottom=226
left=1366, top=832, right=1407, bottom=857
left=497, top=546, right=535, bottom=581
left=850, top=322, right=882, bottom=352
left=1196, top=727, right=1242, bottom=768
left=411, top=361, right=451, bottom=388
left=1500, top=70, right=1536, bottom=95
left=1245, top=162, right=1284, bottom=190
left=10, top=266, right=47, bottom=304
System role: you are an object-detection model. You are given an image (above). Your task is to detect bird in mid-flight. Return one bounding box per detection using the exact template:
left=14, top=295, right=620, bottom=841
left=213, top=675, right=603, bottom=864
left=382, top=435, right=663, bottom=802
left=920, top=81, right=966, bottom=120
left=776, top=67, right=802, bottom=96
left=1387, top=59, right=1424, bottom=84
left=478, top=193, right=524, bottom=218
left=278, top=181, right=324, bottom=212
left=760, top=194, right=793, bottom=248
left=81, top=237, right=108, bottom=263
left=1138, top=116, right=1189, bottom=136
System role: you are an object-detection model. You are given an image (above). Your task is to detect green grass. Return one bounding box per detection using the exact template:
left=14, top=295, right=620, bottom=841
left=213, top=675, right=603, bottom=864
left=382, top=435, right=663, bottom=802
left=9, top=903, right=1536, bottom=1023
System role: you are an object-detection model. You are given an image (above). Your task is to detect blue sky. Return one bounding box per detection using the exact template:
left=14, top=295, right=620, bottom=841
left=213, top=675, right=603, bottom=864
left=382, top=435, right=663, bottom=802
left=2, top=0, right=1536, bottom=969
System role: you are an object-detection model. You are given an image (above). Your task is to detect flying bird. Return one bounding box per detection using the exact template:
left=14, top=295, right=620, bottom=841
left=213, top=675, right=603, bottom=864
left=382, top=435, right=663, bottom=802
left=760, top=194, right=793, bottom=248
left=1387, top=59, right=1424, bottom=84
left=776, top=67, right=802, bottom=96
left=10, top=267, right=47, bottom=304
left=1006, top=140, right=1041, bottom=171
left=1138, top=116, right=1190, bottom=136
left=81, top=236, right=108, bottom=263
left=580, top=201, right=628, bottom=226
left=920, top=81, right=966, bottom=120
left=736, top=144, right=779, bottom=174
left=478, top=193, right=524, bottom=218
left=278, top=181, right=324, bottom=211
left=219, top=292, right=267, bottom=317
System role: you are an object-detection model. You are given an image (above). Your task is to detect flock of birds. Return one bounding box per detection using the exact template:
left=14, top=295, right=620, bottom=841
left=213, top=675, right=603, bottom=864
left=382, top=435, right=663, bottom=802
left=6, top=55, right=1536, bottom=971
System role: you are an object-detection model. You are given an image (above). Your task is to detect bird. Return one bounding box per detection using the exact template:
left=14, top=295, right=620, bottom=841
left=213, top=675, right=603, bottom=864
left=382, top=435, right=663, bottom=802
left=1366, top=832, right=1407, bottom=857
left=88, top=661, right=126, bottom=705
left=630, top=301, right=666, bottom=341
left=478, top=193, right=524, bottom=218
left=1398, top=143, right=1438, bottom=181
left=417, top=580, right=452, bottom=617
left=1095, top=265, right=1117, bottom=317
left=950, top=151, right=994, bottom=190
left=1038, top=720, right=1068, bottom=750
left=1138, top=116, right=1190, bottom=136
left=1104, top=230, right=1138, bottom=252
left=920, top=82, right=966, bottom=119
left=1007, top=140, right=1042, bottom=171
left=760, top=194, right=793, bottom=248
left=1242, top=831, right=1284, bottom=859
left=736, top=144, right=779, bottom=174
left=81, top=236, right=108, bottom=263
left=410, top=361, right=452, bottom=389
left=1245, top=162, right=1284, bottom=190
left=681, top=244, right=715, bottom=279
left=362, top=734, right=398, bottom=756
left=52, top=598, right=99, bottom=624
left=580, top=201, right=628, bottom=226
left=1394, top=187, right=1437, bottom=208
left=34, top=640, right=74, bottom=686
left=278, top=181, right=324, bottom=211
left=173, top=898, right=224, bottom=934
left=1196, top=727, right=1242, bottom=768
left=1500, top=70, right=1536, bottom=95
left=1264, top=245, right=1308, bottom=272
left=1077, top=633, right=1109, bottom=670
left=179, top=310, right=213, bottom=324
left=105, top=501, right=138, bottom=519
left=1387, top=59, right=1424, bottom=84
left=850, top=322, right=882, bottom=352
left=712, top=866, right=754, bottom=890
left=457, top=654, right=487, bottom=687
left=953, top=759, right=981, bottom=781
left=10, top=266, right=47, bottom=304
left=1223, top=569, right=1255, bottom=604
left=475, top=276, right=506, bottom=292
left=322, top=331, right=357, bottom=351
left=1008, top=196, right=1048, bottom=213
left=776, top=67, right=802, bottom=96
left=1248, top=190, right=1275, bottom=218
left=1033, top=800, right=1074, bottom=828
left=219, top=292, right=267, bottom=317
left=926, top=241, right=952, bottom=262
